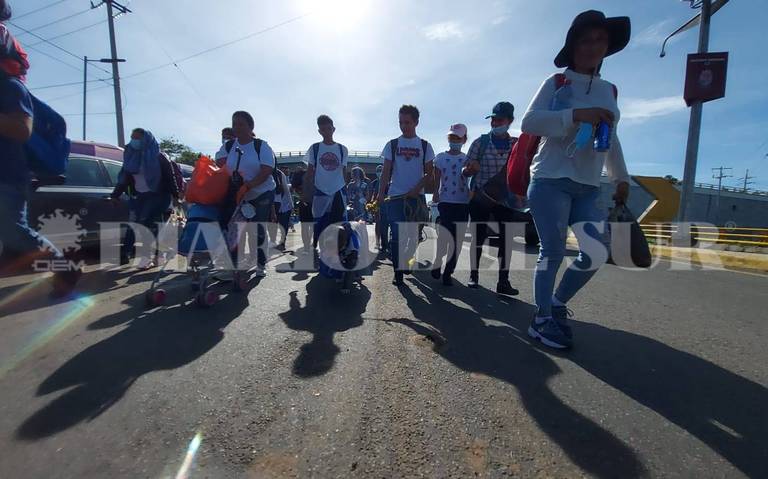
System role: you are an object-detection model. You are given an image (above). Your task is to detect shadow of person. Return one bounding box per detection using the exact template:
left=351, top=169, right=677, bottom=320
left=389, top=277, right=649, bottom=478
left=279, top=275, right=369, bottom=378
left=567, top=321, right=768, bottom=478
left=16, top=289, right=249, bottom=441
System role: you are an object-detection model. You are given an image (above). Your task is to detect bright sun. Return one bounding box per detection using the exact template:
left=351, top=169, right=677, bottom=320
left=297, top=0, right=372, bottom=30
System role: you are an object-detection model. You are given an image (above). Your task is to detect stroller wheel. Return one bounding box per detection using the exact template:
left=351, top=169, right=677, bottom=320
left=146, top=289, right=167, bottom=307
left=196, top=290, right=219, bottom=308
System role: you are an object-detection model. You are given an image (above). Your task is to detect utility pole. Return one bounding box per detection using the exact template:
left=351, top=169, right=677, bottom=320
left=82, top=56, right=125, bottom=141
left=737, top=169, right=756, bottom=192
left=91, top=0, right=131, bottom=147
left=678, top=0, right=712, bottom=223
left=712, top=166, right=732, bottom=224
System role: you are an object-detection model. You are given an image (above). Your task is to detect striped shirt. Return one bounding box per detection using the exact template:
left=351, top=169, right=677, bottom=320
left=467, top=134, right=517, bottom=189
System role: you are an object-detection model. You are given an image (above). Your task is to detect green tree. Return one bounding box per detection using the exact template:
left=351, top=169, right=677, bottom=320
left=159, top=137, right=202, bottom=166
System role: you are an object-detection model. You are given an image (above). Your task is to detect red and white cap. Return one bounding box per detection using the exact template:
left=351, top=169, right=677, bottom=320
left=447, top=123, right=467, bottom=137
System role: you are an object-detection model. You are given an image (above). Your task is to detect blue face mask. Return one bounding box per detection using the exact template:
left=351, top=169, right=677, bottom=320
left=129, top=138, right=143, bottom=150
left=566, top=122, right=594, bottom=157
left=491, top=124, right=510, bottom=136
left=449, top=142, right=463, bottom=151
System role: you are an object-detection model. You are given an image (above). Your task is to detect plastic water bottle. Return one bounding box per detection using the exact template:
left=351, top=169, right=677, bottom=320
left=594, top=121, right=611, bottom=152
left=551, top=83, right=573, bottom=111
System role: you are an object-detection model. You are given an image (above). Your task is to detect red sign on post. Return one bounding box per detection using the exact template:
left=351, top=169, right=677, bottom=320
left=684, top=52, right=729, bottom=106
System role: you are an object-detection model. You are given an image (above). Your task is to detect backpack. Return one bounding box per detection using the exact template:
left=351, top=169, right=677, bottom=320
left=507, top=73, right=617, bottom=196
left=224, top=138, right=263, bottom=159
left=311, top=142, right=345, bottom=170
left=468, top=133, right=518, bottom=210
left=25, top=94, right=71, bottom=176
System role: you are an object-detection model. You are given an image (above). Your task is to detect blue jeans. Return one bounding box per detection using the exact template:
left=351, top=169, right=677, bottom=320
left=528, top=178, right=608, bottom=317
left=123, top=191, right=172, bottom=259
left=0, top=183, right=62, bottom=264
left=387, top=196, right=420, bottom=272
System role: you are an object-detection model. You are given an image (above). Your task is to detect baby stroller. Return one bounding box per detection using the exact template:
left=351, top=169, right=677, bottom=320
left=318, top=219, right=370, bottom=294
left=145, top=203, right=245, bottom=308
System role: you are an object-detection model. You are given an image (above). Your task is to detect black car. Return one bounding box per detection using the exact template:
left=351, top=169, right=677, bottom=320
left=27, top=155, right=183, bottom=254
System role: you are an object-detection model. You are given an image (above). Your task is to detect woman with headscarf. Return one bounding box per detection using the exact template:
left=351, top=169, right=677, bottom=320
left=111, top=128, right=179, bottom=269
left=521, top=10, right=631, bottom=350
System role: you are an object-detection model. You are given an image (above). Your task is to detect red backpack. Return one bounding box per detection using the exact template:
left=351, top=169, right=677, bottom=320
left=506, top=73, right=617, bottom=196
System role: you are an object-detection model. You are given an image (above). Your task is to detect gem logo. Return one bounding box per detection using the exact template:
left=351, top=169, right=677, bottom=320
left=36, top=209, right=86, bottom=254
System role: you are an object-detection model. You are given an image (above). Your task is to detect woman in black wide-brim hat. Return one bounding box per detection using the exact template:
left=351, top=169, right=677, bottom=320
left=520, top=10, right=632, bottom=350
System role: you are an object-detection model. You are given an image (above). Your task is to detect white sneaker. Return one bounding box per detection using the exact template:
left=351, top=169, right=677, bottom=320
left=137, top=257, right=156, bottom=270
left=255, top=266, right=267, bottom=277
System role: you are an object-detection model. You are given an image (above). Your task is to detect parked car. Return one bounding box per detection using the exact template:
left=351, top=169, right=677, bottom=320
left=27, top=155, right=183, bottom=254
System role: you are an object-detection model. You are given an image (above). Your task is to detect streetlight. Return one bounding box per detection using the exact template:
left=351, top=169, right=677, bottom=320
left=82, top=56, right=125, bottom=141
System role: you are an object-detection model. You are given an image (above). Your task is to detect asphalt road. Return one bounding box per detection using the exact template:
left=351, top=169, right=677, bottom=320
left=0, top=228, right=766, bottom=479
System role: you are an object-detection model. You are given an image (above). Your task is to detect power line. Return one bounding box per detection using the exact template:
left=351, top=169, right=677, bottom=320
left=121, top=12, right=311, bottom=81
left=12, top=0, right=72, bottom=21
left=29, top=78, right=104, bottom=91
left=47, top=82, right=113, bottom=102
left=14, top=9, right=93, bottom=37
left=7, top=20, right=113, bottom=77
left=736, top=169, right=756, bottom=192
left=27, top=19, right=107, bottom=47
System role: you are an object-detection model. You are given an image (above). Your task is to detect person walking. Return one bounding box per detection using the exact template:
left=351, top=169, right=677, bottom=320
left=431, top=124, right=470, bottom=286
left=463, top=102, right=520, bottom=296
left=377, top=105, right=435, bottom=286
left=521, top=10, right=631, bottom=350
left=110, top=128, right=179, bottom=270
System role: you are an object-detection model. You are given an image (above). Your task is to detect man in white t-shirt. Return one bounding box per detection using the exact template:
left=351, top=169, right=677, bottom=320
left=377, top=104, right=435, bottom=286
left=302, top=114, right=349, bottom=246
left=215, top=110, right=276, bottom=276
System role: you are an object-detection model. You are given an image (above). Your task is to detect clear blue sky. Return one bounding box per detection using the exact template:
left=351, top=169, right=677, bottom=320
left=10, top=0, right=768, bottom=190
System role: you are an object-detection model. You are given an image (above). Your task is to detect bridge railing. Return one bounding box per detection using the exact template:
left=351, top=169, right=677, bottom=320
left=639, top=223, right=768, bottom=248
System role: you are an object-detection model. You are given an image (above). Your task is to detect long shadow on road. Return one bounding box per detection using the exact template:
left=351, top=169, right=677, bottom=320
left=393, top=275, right=648, bottom=478
left=395, top=273, right=768, bottom=478
left=569, top=321, right=768, bottom=479
left=16, top=285, right=249, bottom=440
left=279, top=275, right=369, bottom=378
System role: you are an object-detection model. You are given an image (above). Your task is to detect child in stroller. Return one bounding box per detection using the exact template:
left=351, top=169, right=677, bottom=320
left=318, top=221, right=368, bottom=294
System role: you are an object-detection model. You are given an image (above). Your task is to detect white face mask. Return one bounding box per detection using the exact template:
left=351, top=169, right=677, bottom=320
left=491, top=125, right=510, bottom=135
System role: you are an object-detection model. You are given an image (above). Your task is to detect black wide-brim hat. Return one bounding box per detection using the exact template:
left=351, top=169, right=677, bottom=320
left=554, top=10, right=631, bottom=68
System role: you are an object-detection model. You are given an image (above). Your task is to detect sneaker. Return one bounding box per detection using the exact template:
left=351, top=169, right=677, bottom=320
left=528, top=316, right=573, bottom=350
left=496, top=280, right=519, bottom=296
left=392, top=271, right=405, bottom=286
left=255, top=265, right=267, bottom=277
left=442, top=275, right=454, bottom=287
left=431, top=267, right=441, bottom=280
left=468, top=272, right=479, bottom=289
left=137, top=257, right=156, bottom=270
left=551, top=305, right=574, bottom=339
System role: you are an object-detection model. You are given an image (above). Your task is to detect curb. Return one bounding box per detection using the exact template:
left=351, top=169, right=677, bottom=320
left=650, top=245, right=768, bottom=274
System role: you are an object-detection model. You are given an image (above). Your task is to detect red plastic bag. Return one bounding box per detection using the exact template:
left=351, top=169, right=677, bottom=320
left=185, top=155, right=230, bottom=205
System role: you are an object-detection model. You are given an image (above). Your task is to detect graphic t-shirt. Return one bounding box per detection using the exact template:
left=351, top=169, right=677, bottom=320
left=303, top=142, right=348, bottom=195
left=380, top=135, right=435, bottom=196
left=216, top=138, right=276, bottom=200
left=434, top=152, right=470, bottom=204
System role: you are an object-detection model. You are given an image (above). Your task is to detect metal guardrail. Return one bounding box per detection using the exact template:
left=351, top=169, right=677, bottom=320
left=640, top=223, right=768, bottom=247
left=693, top=182, right=768, bottom=197
left=275, top=151, right=383, bottom=159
